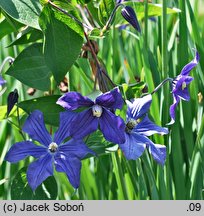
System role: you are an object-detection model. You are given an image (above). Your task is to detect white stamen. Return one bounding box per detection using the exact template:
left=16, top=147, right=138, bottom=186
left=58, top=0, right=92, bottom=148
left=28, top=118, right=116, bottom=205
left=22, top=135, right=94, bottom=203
left=48, top=142, right=58, bottom=153
left=92, top=105, right=103, bottom=117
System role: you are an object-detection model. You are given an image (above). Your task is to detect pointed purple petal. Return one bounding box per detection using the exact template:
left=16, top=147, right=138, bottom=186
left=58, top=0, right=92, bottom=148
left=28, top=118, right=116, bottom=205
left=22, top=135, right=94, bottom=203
left=54, top=111, right=77, bottom=144
left=69, top=109, right=98, bottom=139
left=27, top=153, right=53, bottom=191
left=173, top=76, right=193, bottom=101
left=54, top=154, right=81, bottom=188
left=174, top=75, right=193, bottom=91
left=134, top=116, right=168, bottom=136
left=57, top=92, right=94, bottom=110
left=126, top=94, right=152, bottom=120
left=23, top=110, right=52, bottom=147
left=181, top=51, right=200, bottom=76
left=59, top=139, right=95, bottom=159
left=5, top=141, right=47, bottom=163
left=96, top=88, right=123, bottom=110
left=0, top=75, right=6, bottom=86
left=99, top=109, right=125, bottom=144
left=175, top=88, right=190, bottom=101
left=148, top=143, right=166, bottom=166
left=119, top=133, right=146, bottom=160
left=167, top=94, right=180, bottom=125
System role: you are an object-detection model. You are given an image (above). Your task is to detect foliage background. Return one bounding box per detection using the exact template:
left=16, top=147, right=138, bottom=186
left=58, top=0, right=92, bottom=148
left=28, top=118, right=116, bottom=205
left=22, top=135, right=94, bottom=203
left=0, top=0, right=204, bottom=200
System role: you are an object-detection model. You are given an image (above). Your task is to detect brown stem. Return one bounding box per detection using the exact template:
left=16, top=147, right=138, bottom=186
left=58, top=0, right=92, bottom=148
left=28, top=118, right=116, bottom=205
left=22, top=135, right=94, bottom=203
left=84, top=32, right=115, bottom=91
left=84, top=6, right=96, bottom=28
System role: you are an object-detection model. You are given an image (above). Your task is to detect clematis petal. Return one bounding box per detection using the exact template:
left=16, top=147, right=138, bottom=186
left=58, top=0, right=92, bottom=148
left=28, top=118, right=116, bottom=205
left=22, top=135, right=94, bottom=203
left=174, top=87, right=190, bottom=101
left=27, top=153, right=53, bottom=191
left=99, top=109, right=125, bottom=144
left=54, top=153, right=81, bottom=188
left=57, top=92, right=94, bottom=110
left=95, top=87, right=123, bottom=110
left=54, top=111, right=77, bottom=144
left=126, top=94, right=152, bottom=120
left=148, top=143, right=166, bottom=166
left=168, top=94, right=180, bottom=125
left=59, top=139, right=95, bottom=159
left=0, top=75, right=6, bottom=86
left=181, top=51, right=200, bottom=76
left=174, top=75, right=193, bottom=91
left=23, top=110, right=52, bottom=147
left=5, top=141, right=47, bottom=163
left=69, top=109, right=98, bottom=139
left=135, top=116, right=168, bottom=136
left=119, top=133, right=146, bottom=160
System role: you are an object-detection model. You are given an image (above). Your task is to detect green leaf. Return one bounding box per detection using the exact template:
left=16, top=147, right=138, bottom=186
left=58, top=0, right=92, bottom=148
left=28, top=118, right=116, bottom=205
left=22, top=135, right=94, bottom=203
left=88, top=28, right=103, bottom=39
left=39, top=6, right=83, bottom=83
left=86, top=130, right=117, bottom=156
left=6, top=43, right=51, bottom=91
left=0, top=105, right=24, bottom=121
left=126, top=2, right=180, bottom=20
left=7, top=28, right=43, bottom=47
left=18, top=95, right=64, bottom=126
left=11, top=167, right=57, bottom=200
left=0, top=0, right=42, bottom=29
left=98, top=0, right=115, bottom=25
left=0, top=18, right=22, bottom=40
left=120, top=82, right=146, bottom=100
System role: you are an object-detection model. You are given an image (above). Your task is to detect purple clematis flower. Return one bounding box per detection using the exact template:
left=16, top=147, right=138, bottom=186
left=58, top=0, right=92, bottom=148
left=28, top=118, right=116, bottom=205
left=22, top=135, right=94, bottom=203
left=5, top=110, right=95, bottom=191
left=169, top=51, right=200, bottom=124
left=57, top=88, right=126, bottom=144
left=0, top=75, right=6, bottom=86
left=119, top=94, right=168, bottom=165
left=0, top=75, right=6, bottom=96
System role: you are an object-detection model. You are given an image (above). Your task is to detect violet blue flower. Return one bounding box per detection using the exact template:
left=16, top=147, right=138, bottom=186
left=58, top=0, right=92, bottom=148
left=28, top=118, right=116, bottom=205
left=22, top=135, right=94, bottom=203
left=57, top=88, right=126, bottom=144
left=119, top=94, right=168, bottom=165
left=169, top=51, right=200, bottom=124
left=0, top=75, right=6, bottom=96
left=0, top=75, right=6, bottom=86
left=5, top=110, right=95, bottom=191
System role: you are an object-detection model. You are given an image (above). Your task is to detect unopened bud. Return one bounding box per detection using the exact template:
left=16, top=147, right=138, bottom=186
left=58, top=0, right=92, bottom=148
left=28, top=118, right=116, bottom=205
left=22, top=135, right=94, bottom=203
left=121, top=6, right=141, bottom=32
left=7, top=89, right=19, bottom=117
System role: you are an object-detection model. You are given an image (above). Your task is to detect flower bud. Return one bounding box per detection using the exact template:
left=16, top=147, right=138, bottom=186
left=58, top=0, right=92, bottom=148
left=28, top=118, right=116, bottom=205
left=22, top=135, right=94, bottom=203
left=7, top=89, right=19, bottom=117
left=121, top=6, right=141, bottom=32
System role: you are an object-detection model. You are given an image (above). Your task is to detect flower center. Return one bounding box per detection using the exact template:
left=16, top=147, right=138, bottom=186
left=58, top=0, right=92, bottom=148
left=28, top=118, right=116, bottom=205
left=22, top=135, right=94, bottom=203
left=92, top=105, right=103, bottom=117
left=48, top=142, right=58, bottom=153
left=125, top=118, right=137, bottom=133
left=182, top=81, right=187, bottom=90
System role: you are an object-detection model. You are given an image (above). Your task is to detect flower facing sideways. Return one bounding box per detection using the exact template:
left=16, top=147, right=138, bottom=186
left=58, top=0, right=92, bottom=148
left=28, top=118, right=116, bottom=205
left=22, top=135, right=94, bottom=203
left=57, top=88, right=126, bottom=144
left=119, top=94, right=168, bottom=165
left=169, top=51, right=200, bottom=124
left=0, top=75, right=6, bottom=86
left=5, top=110, right=95, bottom=191
left=0, top=75, right=6, bottom=96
